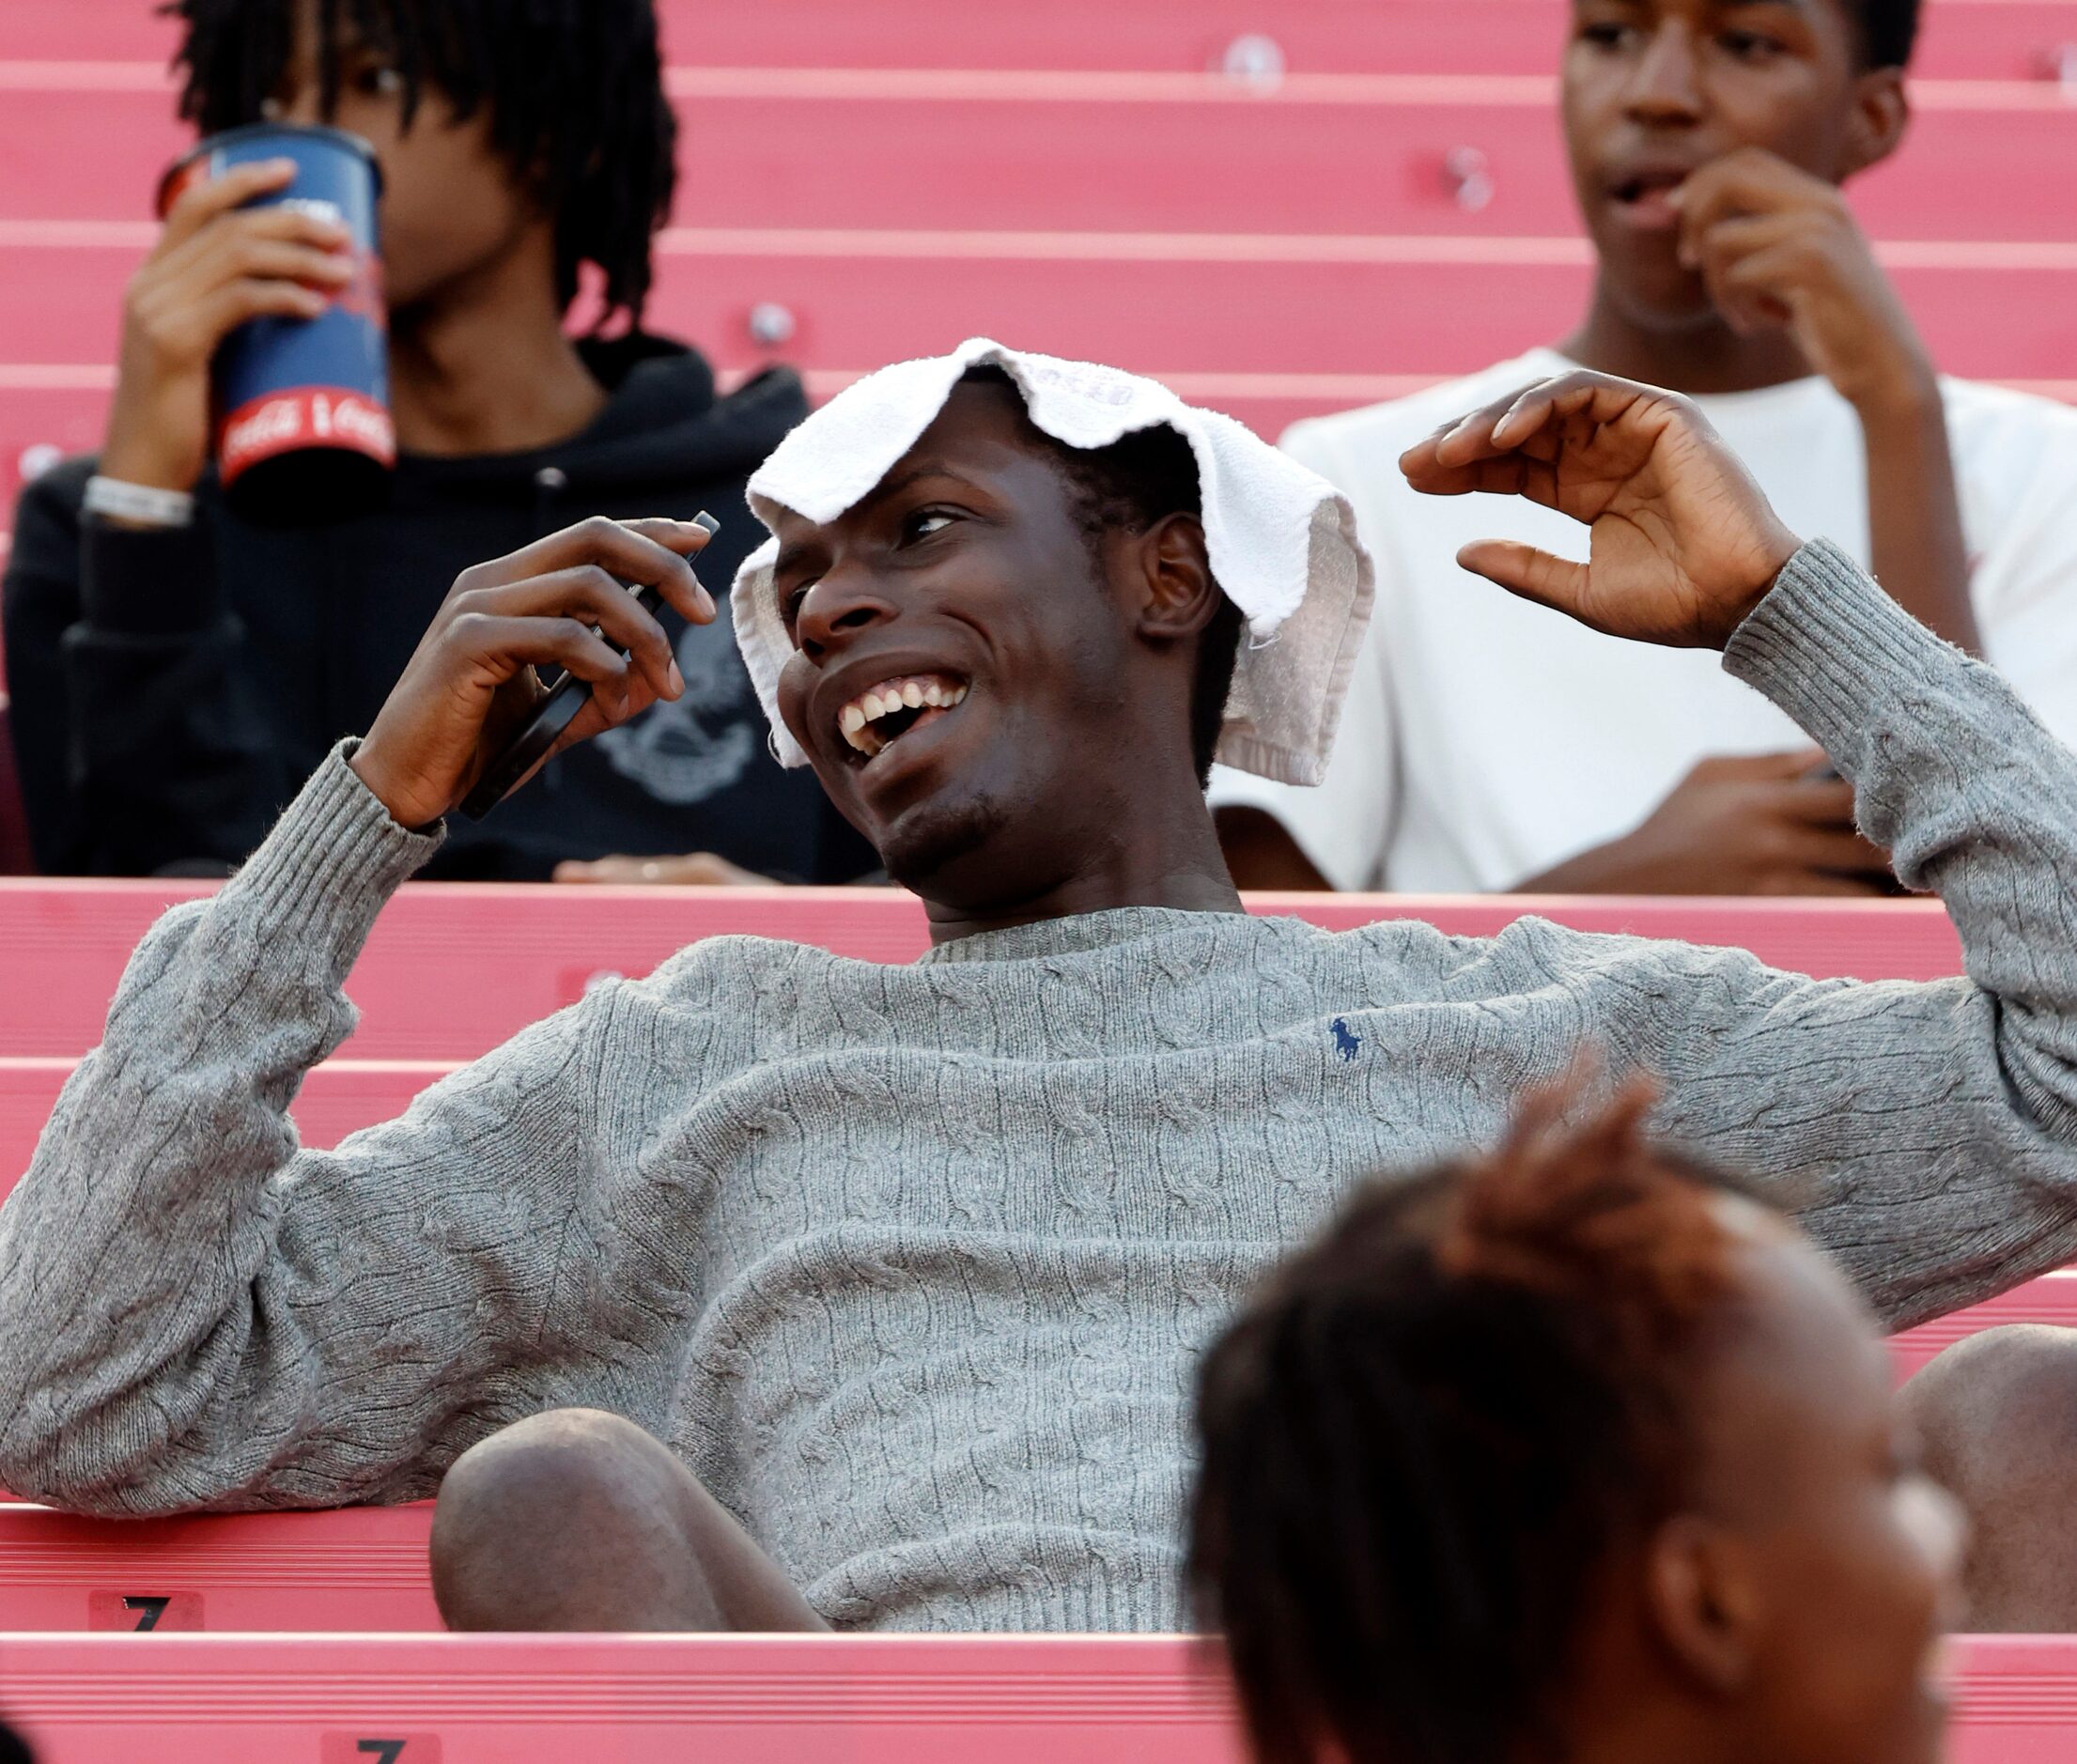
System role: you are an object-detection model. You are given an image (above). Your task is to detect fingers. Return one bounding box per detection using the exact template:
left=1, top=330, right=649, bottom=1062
left=1401, top=449, right=1558, bottom=504
left=1455, top=539, right=1592, bottom=619
left=157, top=156, right=299, bottom=251
left=1764, top=871, right=1893, bottom=898
left=1683, top=748, right=1830, bottom=785
left=1403, top=370, right=1680, bottom=479
left=453, top=565, right=685, bottom=703
left=1775, top=776, right=1861, bottom=826
left=194, top=277, right=333, bottom=336
left=1681, top=211, right=1802, bottom=332
left=132, top=206, right=356, bottom=362
left=551, top=853, right=769, bottom=886
left=1668, top=147, right=1829, bottom=238
left=200, top=233, right=359, bottom=290
left=185, top=236, right=357, bottom=327
left=1783, top=825, right=1893, bottom=876
left=455, top=516, right=718, bottom=627
left=1488, top=372, right=1682, bottom=452
left=1710, top=240, right=1813, bottom=336
left=448, top=613, right=628, bottom=690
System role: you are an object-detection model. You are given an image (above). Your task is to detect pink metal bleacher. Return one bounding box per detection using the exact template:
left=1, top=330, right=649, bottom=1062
left=3, top=0, right=2074, bottom=496
left=0, top=1506, right=439, bottom=1632
left=0, top=1632, right=2065, bottom=1761
left=7, top=5, right=2077, bottom=1752
left=0, top=879, right=1968, bottom=1059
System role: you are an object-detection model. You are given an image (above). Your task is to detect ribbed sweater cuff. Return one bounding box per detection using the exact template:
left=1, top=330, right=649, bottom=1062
left=1721, top=537, right=1956, bottom=759
left=220, top=740, right=444, bottom=961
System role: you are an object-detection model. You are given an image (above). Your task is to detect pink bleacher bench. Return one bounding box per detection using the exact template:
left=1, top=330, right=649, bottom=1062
left=0, top=1507, right=439, bottom=1632
left=0, top=881, right=1967, bottom=1060
left=0, top=1632, right=2066, bottom=1762
left=7, top=0, right=2074, bottom=497
left=4, top=0, right=2072, bottom=79
left=0, top=1635, right=1251, bottom=1762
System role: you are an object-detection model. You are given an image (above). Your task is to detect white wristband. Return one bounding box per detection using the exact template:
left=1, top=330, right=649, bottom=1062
left=83, top=474, right=197, bottom=529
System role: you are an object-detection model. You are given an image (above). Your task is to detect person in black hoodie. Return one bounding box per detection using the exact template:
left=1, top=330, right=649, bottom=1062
left=2, top=0, right=872, bottom=884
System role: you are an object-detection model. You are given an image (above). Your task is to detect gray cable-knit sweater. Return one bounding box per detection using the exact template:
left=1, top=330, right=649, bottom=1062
left=5, top=540, right=2077, bottom=1632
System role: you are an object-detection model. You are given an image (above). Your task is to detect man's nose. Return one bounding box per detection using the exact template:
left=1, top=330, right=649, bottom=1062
left=1623, top=23, right=1706, bottom=125
left=794, top=565, right=897, bottom=664
left=268, top=85, right=325, bottom=128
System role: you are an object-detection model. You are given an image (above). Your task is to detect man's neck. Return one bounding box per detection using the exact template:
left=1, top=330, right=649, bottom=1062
left=921, top=795, right=1243, bottom=946
left=386, top=233, right=608, bottom=459
left=1558, top=280, right=1816, bottom=397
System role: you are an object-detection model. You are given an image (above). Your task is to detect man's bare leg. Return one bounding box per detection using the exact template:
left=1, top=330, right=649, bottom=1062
left=1900, top=1323, right=2077, bottom=1631
left=428, top=1407, right=828, bottom=1632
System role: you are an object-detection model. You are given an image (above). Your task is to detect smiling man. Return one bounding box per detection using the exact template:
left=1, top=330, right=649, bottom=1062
left=1216, top=0, right=2077, bottom=897
left=6, top=345, right=2077, bottom=1632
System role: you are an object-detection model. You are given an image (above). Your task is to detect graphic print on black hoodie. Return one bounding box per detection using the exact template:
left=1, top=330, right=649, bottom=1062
left=2, top=334, right=876, bottom=883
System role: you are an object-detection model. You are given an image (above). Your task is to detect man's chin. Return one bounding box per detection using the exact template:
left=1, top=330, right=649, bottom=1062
left=1599, top=261, right=1720, bottom=332
left=875, top=789, right=1011, bottom=896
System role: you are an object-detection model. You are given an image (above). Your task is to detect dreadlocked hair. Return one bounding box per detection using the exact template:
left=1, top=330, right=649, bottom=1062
left=1852, top=0, right=1921, bottom=69
left=166, top=0, right=677, bottom=333
left=1189, top=1078, right=1767, bottom=1764
left=958, top=365, right=1244, bottom=787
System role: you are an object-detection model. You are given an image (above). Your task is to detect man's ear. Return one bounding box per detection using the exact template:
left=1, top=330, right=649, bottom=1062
left=1645, top=1514, right=1764, bottom=1696
left=1129, top=513, right=1223, bottom=642
left=1840, top=68, right=1910, bottom=178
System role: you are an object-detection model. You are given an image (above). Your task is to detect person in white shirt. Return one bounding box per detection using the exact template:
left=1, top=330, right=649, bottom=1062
left=1215, top=0, right=2077, bottom=896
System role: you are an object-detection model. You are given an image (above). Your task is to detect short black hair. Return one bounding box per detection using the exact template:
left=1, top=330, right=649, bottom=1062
left=1190, top=1086, right=1767, bottom=1764
left=166, top=0, right=677, bottom=333
left=962, top=366, right=1243, bottom=787
left=1852, top=0, right=1921, bottom=68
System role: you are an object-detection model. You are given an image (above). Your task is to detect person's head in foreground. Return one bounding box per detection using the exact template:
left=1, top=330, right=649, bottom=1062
left=168, top=0, right=674, bottom=332
left=1565, top=0, right=1917, bottom=344
left=1189, top=1082, right=1964, bottom=1764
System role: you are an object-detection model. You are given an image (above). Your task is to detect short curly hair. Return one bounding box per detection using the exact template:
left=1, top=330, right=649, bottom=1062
left=1853, top=0, right=1922, bottom=68
left=1190, top=1081, right=1771, bottom=1764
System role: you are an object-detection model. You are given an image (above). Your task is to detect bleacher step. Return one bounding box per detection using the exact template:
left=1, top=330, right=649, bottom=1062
left=0, top=1632, right=2071, bottom=1763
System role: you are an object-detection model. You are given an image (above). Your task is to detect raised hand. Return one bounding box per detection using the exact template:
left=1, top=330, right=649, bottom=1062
left=101, top=159, right=356, bottom=497
left=1672, top=148, right=1933, bottom=417
left=1398, top=369, right=1802, bottom=650
left=349, top=517, right=716, bottom=829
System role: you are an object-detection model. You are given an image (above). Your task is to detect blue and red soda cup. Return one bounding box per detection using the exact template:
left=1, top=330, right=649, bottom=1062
left=158, top=123, right=393, bottom=523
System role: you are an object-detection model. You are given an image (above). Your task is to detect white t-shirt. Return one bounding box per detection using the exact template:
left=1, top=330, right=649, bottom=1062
left=1213, top=348, right=2077, bottom=892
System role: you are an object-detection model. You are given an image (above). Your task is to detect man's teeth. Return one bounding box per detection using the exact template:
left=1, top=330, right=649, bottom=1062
left=837, top=674, right=969, bottom=755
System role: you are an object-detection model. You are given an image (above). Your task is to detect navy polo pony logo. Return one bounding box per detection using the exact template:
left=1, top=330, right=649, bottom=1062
left=1330, top=1017, right=1362, bottom=1062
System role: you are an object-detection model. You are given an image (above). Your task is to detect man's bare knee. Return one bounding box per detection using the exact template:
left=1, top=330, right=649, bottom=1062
left=1902, top=1323, right=2077, bottom=1630
left=430, top=1407, right=723, bottom=1632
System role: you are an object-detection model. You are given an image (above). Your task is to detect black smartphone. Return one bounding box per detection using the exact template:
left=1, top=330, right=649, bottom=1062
left=457, top=510, right=719, bottom=821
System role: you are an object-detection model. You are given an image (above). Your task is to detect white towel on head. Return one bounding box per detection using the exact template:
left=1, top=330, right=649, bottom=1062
left=730, top=338, right=1373, bottom=785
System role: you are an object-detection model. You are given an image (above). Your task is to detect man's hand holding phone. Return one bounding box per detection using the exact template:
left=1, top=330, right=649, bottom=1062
left=349, top=515, right=717, bottom=830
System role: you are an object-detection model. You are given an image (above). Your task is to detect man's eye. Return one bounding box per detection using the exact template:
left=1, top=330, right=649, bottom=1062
left=1719, top=29, right=1783, bottom=57
left=904, top=511, right=956, bottom=543
left=782, top=581, right=815, bottom=628
left=355, top=64, right=403, bottom=95
left=1577, top=21, right=1636, bottom=48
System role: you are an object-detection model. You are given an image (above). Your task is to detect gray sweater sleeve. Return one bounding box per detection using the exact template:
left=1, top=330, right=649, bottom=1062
left=1573, top=538, right=2077, bottom=1326
left=0, top=748, right=624, bottom=1513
